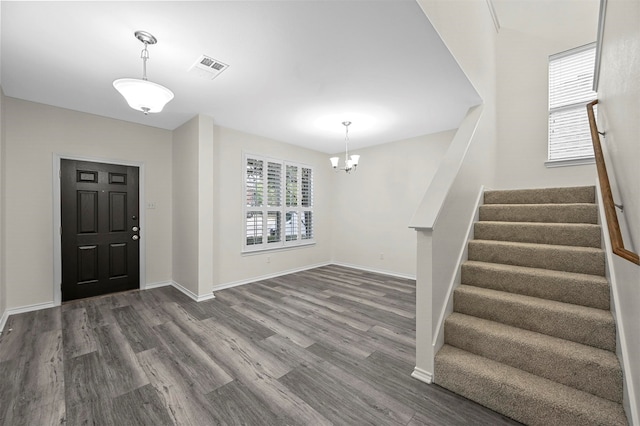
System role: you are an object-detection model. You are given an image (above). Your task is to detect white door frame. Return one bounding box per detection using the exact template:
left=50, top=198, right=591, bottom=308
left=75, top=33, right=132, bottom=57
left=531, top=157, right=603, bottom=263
left=52, top=153, right=146, bottom=306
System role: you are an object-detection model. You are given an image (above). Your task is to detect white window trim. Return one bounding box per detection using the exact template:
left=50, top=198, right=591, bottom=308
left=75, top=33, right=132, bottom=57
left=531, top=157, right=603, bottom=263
left=242, top=152, right=314, bottom=253
left=546, top=42, right=597, bottom=167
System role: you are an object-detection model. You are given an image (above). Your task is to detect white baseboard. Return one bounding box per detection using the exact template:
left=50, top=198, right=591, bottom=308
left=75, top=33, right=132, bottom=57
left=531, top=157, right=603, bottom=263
left=0, top=301, right=56, bottom=334
left=411, top=366, right=433, bottom=384
left=330, top=262, right=416, bottom=280
left=170, top=281, right=215, bottom=302
left=142, top=281, right=172, bottom=290
left=211, top=261, right=332, bottom=292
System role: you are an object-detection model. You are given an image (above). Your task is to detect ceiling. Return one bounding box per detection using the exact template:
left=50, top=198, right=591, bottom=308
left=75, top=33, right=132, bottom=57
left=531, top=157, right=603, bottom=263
left=0, top=1, right=481, bottom=154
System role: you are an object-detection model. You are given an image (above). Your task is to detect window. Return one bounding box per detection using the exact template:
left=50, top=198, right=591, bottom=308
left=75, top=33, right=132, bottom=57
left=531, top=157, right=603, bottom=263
left=244, top=154, right=313, bottom=251
left=547, top=43, right=597, bottom=167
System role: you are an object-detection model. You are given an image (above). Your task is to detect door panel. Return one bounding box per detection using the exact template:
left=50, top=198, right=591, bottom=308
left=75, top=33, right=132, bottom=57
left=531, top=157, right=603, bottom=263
left=61, top=160, right=140, bottom=301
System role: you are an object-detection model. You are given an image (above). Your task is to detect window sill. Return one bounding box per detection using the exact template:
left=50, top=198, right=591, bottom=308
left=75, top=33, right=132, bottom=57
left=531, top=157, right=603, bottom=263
left=242, top=240, right=316, bottom=255
left=545, top=157, right=595, bottom=168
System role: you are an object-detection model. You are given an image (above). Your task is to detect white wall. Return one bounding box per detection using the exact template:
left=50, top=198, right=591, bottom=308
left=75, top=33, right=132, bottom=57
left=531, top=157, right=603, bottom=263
left=495, top=2, right=599, bottom=189
left=215, top=126, right=333, bottom=288
left=331, top=131, right=452, bottom=278
left=597, top=0, right=640, bottom=250
left=3, top=97, right=173, bottom=308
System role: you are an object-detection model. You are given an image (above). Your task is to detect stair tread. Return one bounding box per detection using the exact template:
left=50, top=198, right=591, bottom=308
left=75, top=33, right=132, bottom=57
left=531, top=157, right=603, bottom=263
left=456, top=285, right=613, bottom=322
left=461, top=260, right=610, bottom=309
left=481, top=202, right=596, bottom=207
left=476, top=220, right=600, bottom=228
left=447, top=312, right=618, bottom=366
left=470, top=239, right=604, bottom=253
left=479, top=203, right=598, bottom=224
left=484, top=186, right=596, bottom=205
left=445, top=313, right=622, bottom=402
left=435, top=345, right=627, bottom=426
left=454, top=285, right=615, bottom=351
left=462, top=260, right=608, bottom=283
left=468, top=240, right=605, bottom=276
left=473, top=221, right=601, bottom=247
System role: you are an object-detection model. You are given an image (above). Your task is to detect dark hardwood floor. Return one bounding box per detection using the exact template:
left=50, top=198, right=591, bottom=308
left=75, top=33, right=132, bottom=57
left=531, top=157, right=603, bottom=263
left=0, top=265, right=521, bottom=425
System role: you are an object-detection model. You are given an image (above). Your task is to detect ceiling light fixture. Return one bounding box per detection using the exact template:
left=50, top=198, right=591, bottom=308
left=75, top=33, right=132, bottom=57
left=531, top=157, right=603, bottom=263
left=330, top=121, right=360, bottom=173
left=113, top=31, right=174, bottom=115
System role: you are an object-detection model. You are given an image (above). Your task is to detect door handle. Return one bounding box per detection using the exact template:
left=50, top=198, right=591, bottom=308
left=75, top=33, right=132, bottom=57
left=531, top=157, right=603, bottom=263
left=132, top=235, right=140, bottom=241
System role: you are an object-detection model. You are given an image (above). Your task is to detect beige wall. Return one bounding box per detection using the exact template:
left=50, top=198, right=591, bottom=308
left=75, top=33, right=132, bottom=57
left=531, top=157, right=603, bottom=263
left=597, top=0, right=640, bottom=250
left=172, top=117, right=200, bottom=295
left=3, top=97, right=173, bottom=308
left=0, top=89, right=6, bottom=319
left=172, top=115, right=216, bottom=298
left=215, top=126, right=333, bottom=288
left=331, top=131, right=452, bottom=277
left=495, top=2, right=599, bottom=189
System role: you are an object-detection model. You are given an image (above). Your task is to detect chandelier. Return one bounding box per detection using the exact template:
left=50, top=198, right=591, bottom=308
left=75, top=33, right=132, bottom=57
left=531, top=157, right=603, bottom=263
left=330, top=121, right=360, bottom=173
left=113, top=31, right=174, bottom=115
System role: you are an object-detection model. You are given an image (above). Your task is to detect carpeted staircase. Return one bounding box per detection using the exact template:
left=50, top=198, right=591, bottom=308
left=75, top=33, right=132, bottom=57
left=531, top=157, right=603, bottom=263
left=434, top=186, right=629, bottom=426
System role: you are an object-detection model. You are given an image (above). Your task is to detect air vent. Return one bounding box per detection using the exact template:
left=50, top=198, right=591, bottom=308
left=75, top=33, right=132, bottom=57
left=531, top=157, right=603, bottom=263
left=189, top=55, right=229, bottom=80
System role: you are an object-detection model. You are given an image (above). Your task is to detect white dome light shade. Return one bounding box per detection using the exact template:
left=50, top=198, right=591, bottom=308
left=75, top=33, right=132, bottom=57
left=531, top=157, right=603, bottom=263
left=113, top=78, right=174, bottom=114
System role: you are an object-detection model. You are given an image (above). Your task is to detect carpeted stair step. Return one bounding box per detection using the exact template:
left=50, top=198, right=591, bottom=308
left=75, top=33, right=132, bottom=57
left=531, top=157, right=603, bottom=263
left=434, top=345, right=627, bottom=426
left=461, top=261, right=610, bottom=310
left=484, top=186, right=595, bottom=205
left=479, top=203, right=598, bottom=224
left=444, top=313, right=622, bottom=402
left=453, top=285, right=616, bottom=351
left=474, top=221, right=601, bottom=248
left=468, top=240, right=605, bottom=276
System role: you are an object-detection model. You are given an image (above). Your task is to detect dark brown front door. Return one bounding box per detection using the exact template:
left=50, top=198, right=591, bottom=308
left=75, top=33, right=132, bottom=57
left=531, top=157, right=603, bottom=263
left=61, top=159, right=140, bottom=301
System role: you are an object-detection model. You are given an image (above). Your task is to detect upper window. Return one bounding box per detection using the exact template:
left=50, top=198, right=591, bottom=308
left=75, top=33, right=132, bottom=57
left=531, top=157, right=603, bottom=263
left=547, top=43, right=597, bottom=167
left=244, top=154, right=313, bottom=252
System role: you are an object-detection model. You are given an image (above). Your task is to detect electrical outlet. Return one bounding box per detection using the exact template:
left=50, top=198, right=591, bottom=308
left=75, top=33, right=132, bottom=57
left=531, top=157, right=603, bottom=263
left=267, top=256, right=271, bottom=264
left=380, top=253, right=384, bottom=260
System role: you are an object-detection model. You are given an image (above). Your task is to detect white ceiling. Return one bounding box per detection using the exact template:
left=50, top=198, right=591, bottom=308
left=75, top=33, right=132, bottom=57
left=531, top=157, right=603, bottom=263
left=0, top=1, right=481, bottom=154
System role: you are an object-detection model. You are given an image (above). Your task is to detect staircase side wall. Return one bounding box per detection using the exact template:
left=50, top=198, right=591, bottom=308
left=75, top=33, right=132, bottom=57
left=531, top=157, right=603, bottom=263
left=414, top=0, right=498, bottom=380
left=596, top=0, right=640, bottom=252
left=598, top=184, right=640, bottom=426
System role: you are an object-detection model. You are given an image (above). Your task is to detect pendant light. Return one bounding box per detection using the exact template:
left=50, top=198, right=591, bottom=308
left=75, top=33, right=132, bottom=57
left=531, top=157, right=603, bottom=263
left=330, top=121, right=360, bottom=173
left=113, top=31, right=174, bottom=115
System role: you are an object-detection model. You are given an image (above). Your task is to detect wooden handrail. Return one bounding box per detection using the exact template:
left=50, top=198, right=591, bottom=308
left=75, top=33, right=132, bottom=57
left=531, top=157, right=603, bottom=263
left=587, top=100, right=640, bottom=265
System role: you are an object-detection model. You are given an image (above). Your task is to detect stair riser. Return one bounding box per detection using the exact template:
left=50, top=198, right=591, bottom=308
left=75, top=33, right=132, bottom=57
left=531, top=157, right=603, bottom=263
left=454, top=289, right=616, bottom=351
left=484, top=186, right=595, bottom=205
left=474, top=222, right=601, bottom=248
left=479, top=205, right=598, bottom=224
left=468, top=241, right=605, bottom=276
left=461, top=262, right=610, bottom=310
left=444, top=318, right=623, bottom=402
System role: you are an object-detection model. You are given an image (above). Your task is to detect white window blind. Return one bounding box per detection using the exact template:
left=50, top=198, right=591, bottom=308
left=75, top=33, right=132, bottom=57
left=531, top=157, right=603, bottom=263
left=547, top=43, right=597, bottom=165
left=243, top=154, right=314, bottom=251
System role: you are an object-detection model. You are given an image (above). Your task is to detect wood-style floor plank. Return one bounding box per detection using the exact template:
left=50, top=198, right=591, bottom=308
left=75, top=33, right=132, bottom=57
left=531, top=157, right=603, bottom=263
left=204, top=380, right=282, bottom=425
left=0, top=265, right=521, bottom=425
left=62, top=308, right=98, bottom=359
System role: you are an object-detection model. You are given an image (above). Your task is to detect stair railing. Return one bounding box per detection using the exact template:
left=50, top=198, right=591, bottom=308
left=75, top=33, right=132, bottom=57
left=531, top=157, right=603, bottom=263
left=586, top=99, right=640, bottom=265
